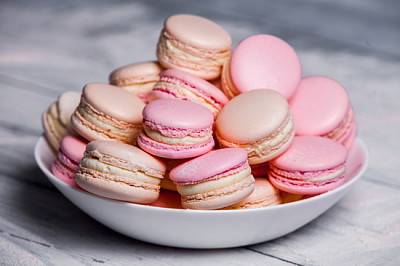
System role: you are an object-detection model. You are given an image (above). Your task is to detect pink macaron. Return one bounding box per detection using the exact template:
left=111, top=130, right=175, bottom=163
left=76, top=140, right=166, bottom=204
left=169, top=148, right=255, bottom=210
left=268, top=136, right=348, bottom=195
left=138, top=99, right=215, bottom=159
left=147, top=69, right=229, bottom=119
left=51, top=135, right=88, bottom=186
left=216, top=89, right=295, bottom=164
left=289, top=76, right=357, bottom=149
left=221, top=34, right=301, bottom=99
left=156, top=14, right=232, bottom=80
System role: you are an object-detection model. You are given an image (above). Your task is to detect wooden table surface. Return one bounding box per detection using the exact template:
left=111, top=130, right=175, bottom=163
left=1, top=0, right=399, bottom=265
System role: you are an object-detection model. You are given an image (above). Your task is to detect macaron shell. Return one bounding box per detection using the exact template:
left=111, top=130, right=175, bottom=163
left=164, top=14, right=232, bottom=51
left=180, top=174, right=255, bottom=210
left=151, top=69, right=229, bottom=106
left=216, top=89, right=290, bottom=144
left=269, top=174, right=346, bottom=195
left=52, top=160, right=76, bottom=186
left=85, top=140, right=166, bottom=174
left=230, top=34, right=301, bottom=99
left=270, top=136, right=348, bottom=172
left=169, top=148, right=248, bottom=184
left=289, top=76, right=350, bottom=136
left=82, top=83, right=145, bottom=123
left=109, top=61, right=164, bottom=86
left=137, top=130, right=215, bottom=159
left=75, top=173, right=160, bottom=204
left=57, top=91, right=81, bottom=128
left=143, top=99, right=214, bottom=130
left=223, top=178, right=282, bottom=209
left=59, top=135, right=88, bottom=164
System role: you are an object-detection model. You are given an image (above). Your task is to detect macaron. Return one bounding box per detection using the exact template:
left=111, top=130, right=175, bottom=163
left=71, top=83, right=145, bottom=145
left=75, top=140, right=166, bottom=204
left=222, top=178, right=282, bottom=210
left=156, top=14, right=232, bottom=80
left=137, top=99, right=215, bottom=159
left=268, top=136, right=348, bottom=195
left=169, top=148, right=255, bottom=210
left=42, top=91, right=81, bottom=152
left=148, top=189, right=183, bottom=209
left=221, top=34, right=301, bottom=99
left=250, top=162, right=270, bottom=177
left=51, top=135, right=88, bottom=186
left=108, top=61, right=164, bottom=102
left=216, top=89, right=295, bottom=164
left=147, top=69, right=229, bottom=119
left=289, top=76, right=357, bottom=149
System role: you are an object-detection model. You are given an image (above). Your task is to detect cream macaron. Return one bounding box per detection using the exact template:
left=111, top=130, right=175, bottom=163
left=109, top=61, right=164, bottom=102
left=71, top=83, right=145, bottom=145
left=42, top=91, right=81, bottom=152
left=156, top=14, right=232, bottom=80
left=216, top=89, right=295, bottom=164
left=76, top=140, right=166, bottom=204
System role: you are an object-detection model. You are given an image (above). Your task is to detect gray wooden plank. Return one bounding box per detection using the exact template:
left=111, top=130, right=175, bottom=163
left=249, top=177, right=400, bottom=265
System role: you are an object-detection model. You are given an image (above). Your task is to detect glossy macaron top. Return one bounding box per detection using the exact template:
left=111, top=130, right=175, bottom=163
left=59, top=135, right=88, bottom=163
left=157, top=69, right=229, bottom=105
left=85, top=140, right=166, bottom=173
left=143, top=99, right=214, bottom=130
left=289, top=76, right=350, bottom=136
left=109, top=61, right=164, bottom=86
left=169, top=148, right=248, bottom=184
left=81, top=83, right=145, bottom=123
left=164, top=14, right=232, bottom=51
left=270, top=136, right=348, bottom=172
left=216, top=89, right=290, bottom=144
left=229, top=34, right=301, bottom=99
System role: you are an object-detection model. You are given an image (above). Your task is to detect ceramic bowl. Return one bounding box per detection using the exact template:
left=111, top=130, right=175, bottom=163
left=35, top=136, right=368, bottom=249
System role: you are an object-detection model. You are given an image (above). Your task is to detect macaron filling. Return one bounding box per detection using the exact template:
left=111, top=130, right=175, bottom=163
left=138, top=131, right=215, bottom=151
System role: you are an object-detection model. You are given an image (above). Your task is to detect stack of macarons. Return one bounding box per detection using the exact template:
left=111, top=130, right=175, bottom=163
left=42, top=13, right=357, bottom=210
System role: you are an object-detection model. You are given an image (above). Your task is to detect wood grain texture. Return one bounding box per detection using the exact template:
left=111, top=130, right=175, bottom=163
left=0, top=0, right=399, bottom=264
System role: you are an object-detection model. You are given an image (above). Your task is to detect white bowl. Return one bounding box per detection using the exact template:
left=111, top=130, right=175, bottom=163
left=35, top=136, right=368, bottom=249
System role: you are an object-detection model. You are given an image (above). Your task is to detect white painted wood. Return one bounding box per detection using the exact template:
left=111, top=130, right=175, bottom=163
left=0, top=0, right=399, bottom=264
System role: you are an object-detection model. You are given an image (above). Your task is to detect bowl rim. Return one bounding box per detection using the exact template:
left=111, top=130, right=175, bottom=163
left=34, top=136, right=369, bottom=215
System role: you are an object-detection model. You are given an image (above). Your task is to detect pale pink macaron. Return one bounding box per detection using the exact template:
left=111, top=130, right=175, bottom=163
left=108, top=61, right=164, bottom=102
left=221, top=34, right=301, bottom=99
left=42, top=91, right=81, bottom=153
left=147, top=69, right=229, bottom=119
left=51, top=135, right=88, bottom=187
left=222, top=178, right=282, bottom=210
left=75, top=140, right=166, bottom=204
left=137, top=99, right=215, bottom=159
left=156, top=14, right=232, bottom=80
left=268, top=136, right=348, bottom=195
left=71, top=83, right=145, bottom=145
left=169, top=148, right=255, bottom=210
left=216, top=89, right=295, bottom=164
left=289, top=76, right=357, bottom=149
